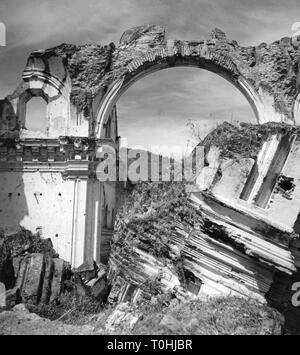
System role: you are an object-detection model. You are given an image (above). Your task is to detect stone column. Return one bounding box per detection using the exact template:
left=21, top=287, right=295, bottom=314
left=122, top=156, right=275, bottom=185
left=64, top=160, right=90, bottom=267
left=84, top=178, right=103, bottom=264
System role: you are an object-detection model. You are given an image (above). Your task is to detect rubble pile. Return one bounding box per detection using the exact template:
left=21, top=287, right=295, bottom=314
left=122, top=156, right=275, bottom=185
left=0, top=296, right=284, bottom=335
left=0, top=228, right=70, bottom=308
left=200, top=121, right=300, bottom=159
left=106, top=122, right=300, bottom=333
left=72, top=257, right=110, bottom=304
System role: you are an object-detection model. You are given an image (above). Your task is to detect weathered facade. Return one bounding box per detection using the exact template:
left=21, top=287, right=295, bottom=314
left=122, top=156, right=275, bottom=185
left=0, top=51, right=119, bottom=266
left=1, top=23, right=300, bottom=282
left=108, top=123, right=300, bottom=332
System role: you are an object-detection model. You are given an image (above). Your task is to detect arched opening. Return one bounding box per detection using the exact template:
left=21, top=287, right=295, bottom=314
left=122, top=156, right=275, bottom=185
left=25, top=96, right=48, bottom=134
left=115, top=67, right=256, bottom=156
left=98, top=65, right=258, bottom=268
left=96, top=52, right=266, bottom=139
left=102, top=64, right=289, bottom=307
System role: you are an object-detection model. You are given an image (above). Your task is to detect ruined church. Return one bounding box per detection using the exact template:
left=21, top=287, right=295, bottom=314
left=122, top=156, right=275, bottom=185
left=1, top=26, right=300, bottom=326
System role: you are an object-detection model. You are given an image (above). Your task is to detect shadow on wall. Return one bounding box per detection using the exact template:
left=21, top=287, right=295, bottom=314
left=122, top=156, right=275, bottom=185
left=83, top=178, right=117, bottom=265
left=0, top=100, right=29, bottom=237
left=0, top=100, right=29, bottom=288
left=0, top=98, right=19, bottom=139
left=0, top=169, right=29, bottom=237
left=0, top=88, right=54, bottom=236
left=0, top=169, right=28, bottom=291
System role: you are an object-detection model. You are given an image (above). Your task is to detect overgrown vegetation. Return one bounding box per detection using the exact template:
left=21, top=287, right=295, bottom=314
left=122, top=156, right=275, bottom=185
left=112, top=181, right=201, bottom=292
left=133, top=296, right=283, bottom=335
left=26, top=291, right=105, bottom=325
left=189, top=120, right=300, bottom=159
left=27, top=291, right=284, bottom=334
left=2, top=120, right=297, bottom=334
left=115, top=181, right=199, bottom=256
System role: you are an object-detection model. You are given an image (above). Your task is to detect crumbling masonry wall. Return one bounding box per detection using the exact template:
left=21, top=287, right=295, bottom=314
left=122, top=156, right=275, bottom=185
left=1, top=25, right=300, bottom=270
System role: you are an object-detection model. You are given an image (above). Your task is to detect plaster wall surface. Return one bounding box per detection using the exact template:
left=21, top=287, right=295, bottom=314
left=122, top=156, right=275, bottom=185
left=206, top=134, right=300, bottom=232
left=244, top=135, right=281, bottom=202
left=266, top=140, right=300, bottom=227
left=1, top=26, right=300, bottom=314
left=212, top=159, right=254, bottom=199
left=83, top=180, right=116, bottom=264
left=0, top=171, right=83, bottom=263
left=196, top=146, right=221, bottom=190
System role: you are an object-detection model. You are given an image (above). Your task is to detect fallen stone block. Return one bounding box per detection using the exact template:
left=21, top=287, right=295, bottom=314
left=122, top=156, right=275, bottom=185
left=21, top=253, right=45, bottom=305
left=107, top=276, right=127, bottom=305
left=74, top=273, right=91, bottom=298
left=14, top=255, right=29, bottom=291
left=4, top=228, right=58, bottom=258
left=49, top=258, right=69, bottom=303
left=86, top=263, right=107, bottom=287
left=40, top=257, right=54, bottom=304
left=84, top=263, right=108, bottom=301
left=75, top=257, right=98, bottom=282
left=96, top=263, right=107, bottom=279
left=90, top=275, right=109, bottom=303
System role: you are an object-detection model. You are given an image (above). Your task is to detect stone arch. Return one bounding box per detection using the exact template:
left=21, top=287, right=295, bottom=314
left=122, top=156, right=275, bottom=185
left=95, top=46, right=266, bottom=138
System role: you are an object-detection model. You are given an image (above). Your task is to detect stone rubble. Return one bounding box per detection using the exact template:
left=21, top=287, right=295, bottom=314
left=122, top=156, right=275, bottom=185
left=0, top=228, right=70, bottom=308
left=0, top=229, right=112, bottom=309
left=23, top=25, right=300, bottom=122
left=0, top=25, right=300, bottom=333
left=73, top=260, right=109, bottom=304
left=103, top=123, right=300, bottom=334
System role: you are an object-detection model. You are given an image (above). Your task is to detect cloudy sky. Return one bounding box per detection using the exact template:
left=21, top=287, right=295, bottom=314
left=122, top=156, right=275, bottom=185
left=0, top=0, right=300, bottom=153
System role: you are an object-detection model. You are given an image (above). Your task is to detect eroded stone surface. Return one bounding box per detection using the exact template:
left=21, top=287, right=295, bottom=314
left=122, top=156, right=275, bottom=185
left=0, top=229, right=70, bottom=307
left=0, top=25, right=300, bottom=334
left=1, top=25, right=300, bottom=269
left=106, top=123, right=300, bottom=332
left=14, top=25, right=300, bottom=124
